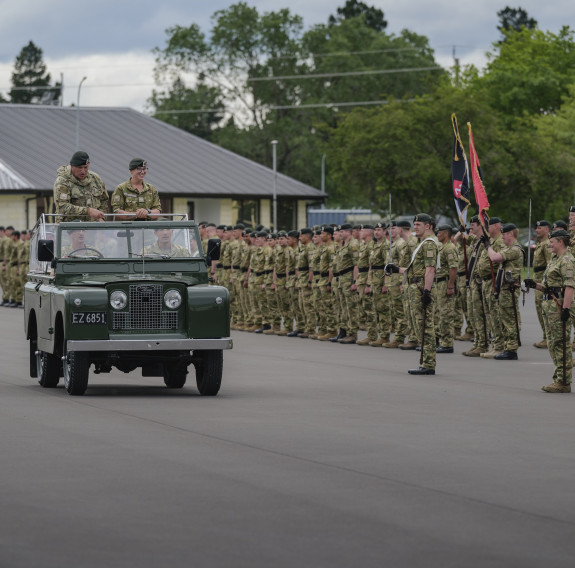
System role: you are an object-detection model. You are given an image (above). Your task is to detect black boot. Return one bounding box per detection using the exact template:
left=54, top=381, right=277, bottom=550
left=408, top=367, right=435, bottom=375
left=287, top=329, right=302, bottom=337
left=494, top=350, right=518, bottom=360
left=329, top=328, right=346, bottom=343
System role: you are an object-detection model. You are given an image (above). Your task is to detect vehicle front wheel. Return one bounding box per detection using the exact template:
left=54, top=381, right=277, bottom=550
left=163, top=363, right=188, bottom=388
left=63, top=350, right=90, bottom=396
left=37, top=350, right=61, bottom=388
left=194, top=350, right=223, bottom=396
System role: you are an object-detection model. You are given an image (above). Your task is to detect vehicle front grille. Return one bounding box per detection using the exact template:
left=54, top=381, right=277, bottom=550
left=112, top=284, right=178, bottom=331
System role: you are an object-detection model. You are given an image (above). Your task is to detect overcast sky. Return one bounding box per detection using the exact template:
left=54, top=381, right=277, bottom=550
left=0, top=0, right=571, bottom=110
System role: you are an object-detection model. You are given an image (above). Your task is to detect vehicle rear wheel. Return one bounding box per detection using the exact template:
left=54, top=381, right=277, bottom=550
left=63, top=350, right=90, bottom=396
left=194, top=350, right=223, bottom=396
left=37, top=350, right=61, bottom=388
left=163, top=363, right=188, bottom=388
left=30, top=338, right=38, bottom=378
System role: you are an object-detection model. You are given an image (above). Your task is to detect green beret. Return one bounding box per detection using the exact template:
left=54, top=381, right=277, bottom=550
left=502, top=223, right=517, bottom=233
left=339, top=223, right=353, bottom=231
left=300, top=227, right=313, bottom=236
left=469, top=215, right=479, bottom=224
left=321, top=226, right=334, bottom=235
left=570, top=206, right=575, bottom=213
left=70, top=151, right=89, bottom=166
left=129, top=158, right=147, bottom=170
left=277, top=231, right=288, bottom=237
left=287, top=230, right=300, bottom=238
left=352, top=225, right=362, bottom=230
left=216, top=225, right=226, bottom=230
left=362, top=224, right=374, bottom=230
left=551, top=229, right=570, bottom=238
left=553, top=220, right=568, bottom=230
left=437, top=224, right=452, bottom=232
left=387, top=221, right=397, bottom=228
left=536, top=220, right=551, bottom=228
left=375, top=222, right=387, bottom=229
left=397, top=220, right=410, bottom=228
left=234, top=223, right=245, bottom=230
left=413, top=213, right=433, bottom=224
left=489, top=217, right=502, bottom=225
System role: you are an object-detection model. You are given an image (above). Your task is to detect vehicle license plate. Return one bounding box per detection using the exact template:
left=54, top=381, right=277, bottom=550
left=72, top=312, right=107, bottom=325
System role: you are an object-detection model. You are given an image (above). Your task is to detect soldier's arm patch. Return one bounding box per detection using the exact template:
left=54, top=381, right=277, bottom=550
left=60, top=193, right=69, bottom=200
left=426, top=250, right=434, bottom=258
left=112, top=194, right=121, bottom=203
left=567, top=270, right=573, bottom=278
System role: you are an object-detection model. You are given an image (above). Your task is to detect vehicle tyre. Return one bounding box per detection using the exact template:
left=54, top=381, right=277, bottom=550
left=37, top=350, right=61, bottom=388
left=63, top=350, right=90, bottom=396
left=163, top=363, right=188, bottom=388
left=194, top=350, right=223, bottom=396
left=30, top=338, right=38, bottom=378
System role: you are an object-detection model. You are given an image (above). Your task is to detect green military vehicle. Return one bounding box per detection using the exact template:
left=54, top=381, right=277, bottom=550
left=24, top=215, right=231, bottom=396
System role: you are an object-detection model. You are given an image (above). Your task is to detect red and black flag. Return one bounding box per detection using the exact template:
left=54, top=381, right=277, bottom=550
left=467, top=122, right=490, bottom=230
left=451, top=114, right=471, bottom=227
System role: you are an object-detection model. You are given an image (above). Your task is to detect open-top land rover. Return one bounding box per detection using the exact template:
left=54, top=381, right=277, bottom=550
left=24, top=215, right=231, bottom=396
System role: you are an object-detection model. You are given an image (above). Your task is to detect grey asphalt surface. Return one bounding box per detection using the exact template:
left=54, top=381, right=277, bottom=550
left=1, top=297, right=575, bottom=567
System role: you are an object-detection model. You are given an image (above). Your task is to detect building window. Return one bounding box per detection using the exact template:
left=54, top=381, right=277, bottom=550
left=232, top=199, right=260, bottom=227
left=277, top=199, right=296, bottom=231
left=160, top=197, right=172, bottom=215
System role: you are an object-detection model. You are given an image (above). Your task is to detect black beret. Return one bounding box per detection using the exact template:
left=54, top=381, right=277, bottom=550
left=339, top=223, right=353, bottom=231
left=469, top=215, right=479, bottom=224
left=502, top=223, right=517, bottom=233
left=70, top=151, right=89, bottom=166
left=362, top=224, right=374, bottom=230
left=570, top=206, right=575, bottom=213
left=551, top=229, right=570, bottom=238
left=216, top=224, right=226, bottom=230
left=129, top=158, right=147, bottom=170
left=489, top=217, right=502, bottom=225
left=451, top=227, right=460, bottom=235
left=413, top=213, right=432, bottom=223
left=234, top=223, right=245, bottom=230
left=437, top=224, right=452, bottom=232
left=300, top=227, right=313, bottom=235
left=375, top=222, right=387, bottom=229
left=277, top=231, right=287, bottom=237
left=352, top=225, right=362, bottom=230
left=397, top=220, right=411, bottom=228
left=536, top=220, right=551, bottom=227
left=287, top=230, right=300, bottom=238
left=255, top=224, right=264, bottom=231
left=321, top=226, right=334, bottom=235
left=314, top=230, right=322, bottom=236
left=552, top=220, right=568, bottom=229
left=387, top=221, right=397, bottom=228
left=255, top=231, right=267, bottom=238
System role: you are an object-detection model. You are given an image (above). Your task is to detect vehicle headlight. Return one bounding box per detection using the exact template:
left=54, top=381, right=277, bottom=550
left=110, top=290, right=127, bottom=310
left=164, top=289, right=182, bottom=309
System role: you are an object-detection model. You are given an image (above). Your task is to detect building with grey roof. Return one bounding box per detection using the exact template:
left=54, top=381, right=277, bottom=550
left=0, top=104, right=326, bottom=229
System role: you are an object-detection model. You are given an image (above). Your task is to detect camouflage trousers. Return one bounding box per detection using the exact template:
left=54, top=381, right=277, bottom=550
left=275, top=278, right=292, bottom=331
left=359, top=287, right=378, bottom=341
left=248, top=282, right=264, bottom=326
left=332, top=279, right=346, bottom=330
left=288, top=285, right=304, bottom=331
left=265, top=285, right=281, bottom=328
left=230, top=270, right=242, bottom=324
left=482, top=281, right=504, bottom=351
left=534, top=289, right=546, bottom=340
left=455, top=274, right=473, bottom=335
left=372, top=286, right=391, bottom=340
left=318, top=285, right=337, bottom=334
left=435, top=280, right=456, bottom=348
left=388, top=285, right=407, bottom=342
left=298, top=285, right=316, bottom=333
left=499, top=286, right=521, bottom=352
left=408, top=284, right=436, bottom=370
left=542, top=299, right=572, bottom=385
left=469, top=281, right=489, bottom=350
left=0, top=265, right=8, bottom=300
left=338, top=275, right=359, bottom=336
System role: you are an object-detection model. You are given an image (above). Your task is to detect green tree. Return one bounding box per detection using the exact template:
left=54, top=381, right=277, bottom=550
left=328, top=0, right=387, bottom=32
left=497, top=6, right=537, bottom=37
left=9, top=41, right=57, bottom=104
left=476, top=26, right=575, bottom=117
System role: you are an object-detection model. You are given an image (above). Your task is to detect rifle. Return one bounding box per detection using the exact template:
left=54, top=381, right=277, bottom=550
left=420, top=302, right=427, bottom=367
left=562, top=317, right=567, bottom=386
left=522, top=199, right=532, bottom=306
left=388, top=193, right=393, bottom=264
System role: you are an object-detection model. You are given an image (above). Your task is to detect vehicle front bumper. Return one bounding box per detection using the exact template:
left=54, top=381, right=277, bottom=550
left=66, top=338, right=233, bottom=352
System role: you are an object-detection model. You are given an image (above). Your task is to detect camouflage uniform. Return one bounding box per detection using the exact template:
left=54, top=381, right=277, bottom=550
left=53, top=165, right=110, bottom=221
left=230, top=238, right=245, bottom=326
left=405, top=236, right=439, bottom=370
left=454, top=238, right=473, bottom=338
left=142, top=241, right=190, bottom=257
left=387, top=236, right=408, bottom=344
left=467, top=239, right=489, bottom=352
left=368, top=239, right=390, bottom=342
left=310, top=242, right=323, bottom=337
left=435, top=239, right=458, bottom=349
left=402, top=234, right=419, bottom=345
left=541, top=251, right=575, bottom=386
left=336, top=238, right=360, bottom=338
left=111, top=180, right=161, bottom=215
left=263, top=241, right=280, bottom=329
left=274, top=244, right=291, bottom=333
left=0, top=234, right=11, bottom=302
left=357, top=239, right=377, bottom=342
left=248, top=244, right=266, bottom=328
left=296, top=240, right=316, bottom=335
left=317, top=242, right=337, bottom=337
left=285, top=246, right=303, bottom=333
left=533, top=234, right=551, bottom=341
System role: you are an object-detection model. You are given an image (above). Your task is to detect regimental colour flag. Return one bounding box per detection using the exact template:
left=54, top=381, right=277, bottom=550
left=467, top=122, right=490, bottom=229
left=451, top=114, right=471, bottom=227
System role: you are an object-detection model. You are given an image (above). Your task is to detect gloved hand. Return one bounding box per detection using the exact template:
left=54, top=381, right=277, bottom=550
left=561, top=308, right=571, bottom=323
left=422, top=288, right=432, bottom=307
left=459, top=224, right=467, bottom=234
left=523, top=278, right=537, bottom=289
left=384, top=263, right=400, bottom=275
left=479, top=234, right=490, bottom=247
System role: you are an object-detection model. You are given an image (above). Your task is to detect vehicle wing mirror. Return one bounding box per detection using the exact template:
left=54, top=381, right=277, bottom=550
left=206, top=238, right=221, bottom=262
left=38, top=239, right=54, bottom=262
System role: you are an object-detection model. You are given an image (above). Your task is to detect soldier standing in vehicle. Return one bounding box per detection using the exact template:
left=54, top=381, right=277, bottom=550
left=112, top=159, right=162, bottom=220
left=53, top=151, right=110, bottom=222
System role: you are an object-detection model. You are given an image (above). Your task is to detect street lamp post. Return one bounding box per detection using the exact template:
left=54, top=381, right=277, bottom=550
left=271, top=140, right=278, bottom=230
left=75, top=76, right=87, bottom=150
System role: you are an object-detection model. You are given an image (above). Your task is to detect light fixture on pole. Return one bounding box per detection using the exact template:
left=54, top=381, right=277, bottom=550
left=271, top=140, right=278, bottom=230
left=75, top=76, right=87, bottom=150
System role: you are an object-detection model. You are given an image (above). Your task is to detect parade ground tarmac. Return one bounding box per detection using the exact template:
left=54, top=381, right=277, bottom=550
left=1, top=296, right=575, bottom=567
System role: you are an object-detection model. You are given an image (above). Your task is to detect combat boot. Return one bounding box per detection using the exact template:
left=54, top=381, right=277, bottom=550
left=263, top=326, right=279, bottom=335
left=369, top=338, right=386, bottom=347
left=356, top=337, right=372, bottom=346
left=480, top=349, right=503, bottom=359
left=382, top=340, right=401, bottom=348
left=533, top=339, right=547, bottom=349
left=339, top=335, right=357, bottom=344
left=398, top=342, right=417, bottom=350
left=329, top=329, right=346, bottom=343
left=318, top=332, right=338, bottom=341
left=462, top=347, right=485, bottom=357
left=459, top=333, right=474, bottom=341
left=541, top=382, right=571, bottom=393
left=275, top=329, right=288, bottom=336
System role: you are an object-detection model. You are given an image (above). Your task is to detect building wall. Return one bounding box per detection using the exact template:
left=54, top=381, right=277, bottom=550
left=260, top=199, right=271, bottom=229
left=297, top=200, right=308, bottom=229
left=0, top=194, right=38, bottom=230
